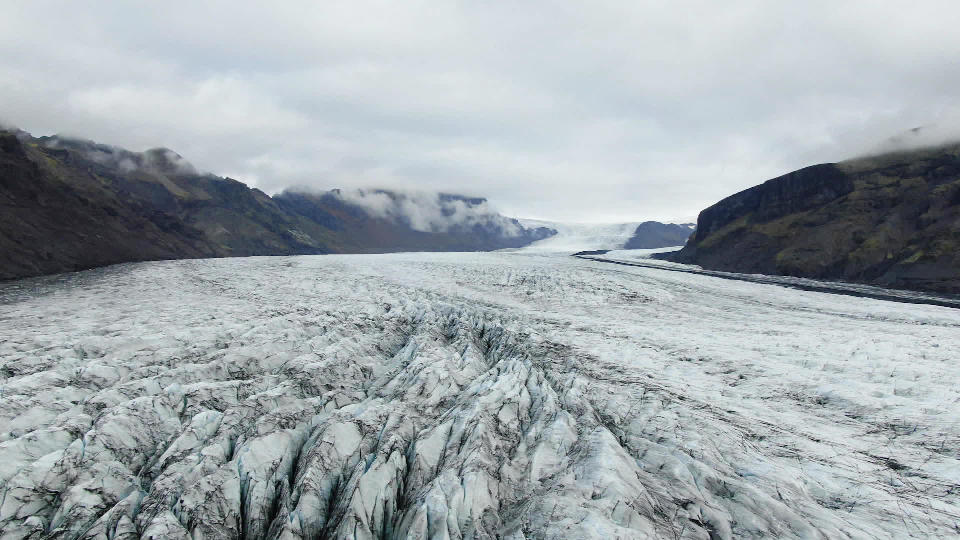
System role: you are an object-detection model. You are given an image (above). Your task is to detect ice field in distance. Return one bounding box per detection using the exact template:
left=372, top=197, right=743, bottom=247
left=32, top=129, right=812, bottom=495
left=516, top=219, right=648, bottom=252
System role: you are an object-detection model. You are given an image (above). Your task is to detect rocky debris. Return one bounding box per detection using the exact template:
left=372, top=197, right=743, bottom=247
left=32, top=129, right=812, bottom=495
left=1, top=252, right=959, bottom=538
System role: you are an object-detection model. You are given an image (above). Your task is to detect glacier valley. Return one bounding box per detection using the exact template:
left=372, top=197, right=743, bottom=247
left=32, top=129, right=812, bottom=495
left=1, top=252, right=959, bottom=539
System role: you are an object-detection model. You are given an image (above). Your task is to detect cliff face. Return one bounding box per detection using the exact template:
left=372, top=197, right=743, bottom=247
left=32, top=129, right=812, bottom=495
left=687, top=164, right=854, bottom=244
left=665, top=144, right=960, bottom=294
left=0, top=130, right=554, bottom=280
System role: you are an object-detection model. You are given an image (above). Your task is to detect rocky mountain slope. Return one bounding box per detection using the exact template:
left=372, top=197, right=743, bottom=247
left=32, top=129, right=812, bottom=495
left=0, top=130, right=553, bottom=280
left=623, top=221, right=694, bottom=249
left=665, top=143, right=960, bottom=294
left=276, top=190, right=554, bottom=254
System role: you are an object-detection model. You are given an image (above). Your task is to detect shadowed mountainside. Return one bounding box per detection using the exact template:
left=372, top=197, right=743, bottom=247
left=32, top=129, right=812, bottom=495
left=275, top=190, right=554, bottom=253
left=0, top=130, right=554, bottom=280
left=664, top=144, right=960, bottom=294
left=623, top=221, right=694, bottom=249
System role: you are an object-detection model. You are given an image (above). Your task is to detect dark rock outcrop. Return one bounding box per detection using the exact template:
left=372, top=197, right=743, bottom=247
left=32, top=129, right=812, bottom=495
left=687, top=164, right=853, bottom=244
left=623, top=221, right=695, bottom=249
left=0, top=130, right=554, bottom=280
left=664, top=144, right=960, bottom=294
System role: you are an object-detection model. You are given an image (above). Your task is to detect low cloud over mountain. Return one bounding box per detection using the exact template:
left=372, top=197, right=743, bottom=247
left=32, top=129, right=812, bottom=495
left=331, top=189, right=525, bottom=237
left=0, top=129, right=554, bottom=280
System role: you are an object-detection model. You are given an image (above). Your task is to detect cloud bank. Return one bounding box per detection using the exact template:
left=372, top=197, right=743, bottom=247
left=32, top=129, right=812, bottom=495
left=2, top=2, right=960, bottom=222
left=333, top=189, right=524, bottom=236
left=40, top=136, right=199, bottom=176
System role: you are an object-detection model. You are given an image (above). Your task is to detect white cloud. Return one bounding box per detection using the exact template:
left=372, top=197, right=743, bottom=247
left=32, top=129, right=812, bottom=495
left=2, top=1, right=960, bottom=222
left=67, top=78, right=306, bottom=136
left=333, top=189, right=523, bottom=236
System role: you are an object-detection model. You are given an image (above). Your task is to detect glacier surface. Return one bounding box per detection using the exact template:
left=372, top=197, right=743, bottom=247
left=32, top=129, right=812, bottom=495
left=515, top=220, right=646, bottom=252
left=1, top=252, right=959, bottom=539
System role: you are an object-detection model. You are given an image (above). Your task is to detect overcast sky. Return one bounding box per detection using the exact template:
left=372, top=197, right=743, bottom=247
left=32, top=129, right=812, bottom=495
left=2, top=1, right=960, bottom=222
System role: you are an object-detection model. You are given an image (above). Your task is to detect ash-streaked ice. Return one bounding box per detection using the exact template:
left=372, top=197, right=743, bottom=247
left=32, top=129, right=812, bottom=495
left=2, top=251, right=958, bottom=538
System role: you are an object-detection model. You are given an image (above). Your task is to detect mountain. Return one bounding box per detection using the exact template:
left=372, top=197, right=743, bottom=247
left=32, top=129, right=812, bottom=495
left=275, top=190, right=555, bottom=253
left=663, top=143, right=960, bottom=294
left=623, top=221, right=694, bottom=249
left=0, top=129, right=554, bottom=280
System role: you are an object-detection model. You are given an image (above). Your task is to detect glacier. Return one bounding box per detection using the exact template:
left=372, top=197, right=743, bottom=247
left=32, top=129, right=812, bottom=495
left=1, top=251, right=959, bottom=539
left=515, top=220, right=646, bottom=252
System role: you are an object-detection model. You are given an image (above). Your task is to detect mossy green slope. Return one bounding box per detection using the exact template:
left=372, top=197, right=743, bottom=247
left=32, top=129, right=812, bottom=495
left=667, top=145, right=960, bottom=294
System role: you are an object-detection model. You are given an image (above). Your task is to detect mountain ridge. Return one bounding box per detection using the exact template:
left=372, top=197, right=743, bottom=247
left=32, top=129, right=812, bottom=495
left=0, top=129, right=555, bottom=280
left=623, top=221, right=695, bottom=249
left=663, top=142, right=960, bottom=294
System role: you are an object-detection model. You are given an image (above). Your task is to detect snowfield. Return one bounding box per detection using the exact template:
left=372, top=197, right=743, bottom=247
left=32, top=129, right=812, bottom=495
left=516, top=220, right=645, bottom=252
left=1, top=252, right=959, bottom=539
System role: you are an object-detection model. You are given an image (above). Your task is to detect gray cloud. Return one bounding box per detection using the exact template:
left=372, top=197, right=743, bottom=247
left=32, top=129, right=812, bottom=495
left=40, top=135, right=199, bottom=176
left=332, top=189, right=523, bottom=236
left=2, top=1, right=959, bottom=222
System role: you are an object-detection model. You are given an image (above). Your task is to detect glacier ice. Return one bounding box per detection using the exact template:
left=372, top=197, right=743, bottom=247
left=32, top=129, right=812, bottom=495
left=1, top=252, right=959, bottom=539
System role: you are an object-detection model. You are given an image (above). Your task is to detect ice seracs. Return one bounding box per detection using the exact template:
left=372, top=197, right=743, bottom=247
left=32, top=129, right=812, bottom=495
left=1, top=252, right=959, bottom=538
